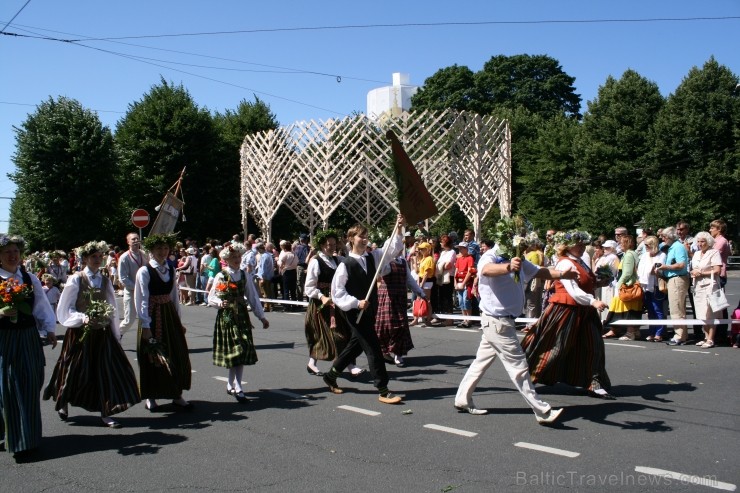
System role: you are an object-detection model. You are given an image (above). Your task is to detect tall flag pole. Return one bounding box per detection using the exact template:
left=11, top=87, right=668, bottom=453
left=356, top=130, right=438, bottom=323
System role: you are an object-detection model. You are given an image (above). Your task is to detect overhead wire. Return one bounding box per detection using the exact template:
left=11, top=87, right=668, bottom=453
left=0, top=0, right=32, bottom=33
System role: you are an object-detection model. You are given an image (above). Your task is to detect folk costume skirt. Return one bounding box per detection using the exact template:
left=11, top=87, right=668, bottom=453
left=375, top=271, right=414, bottom=357
left=213, top=302, right=257, bottom=368
left=522, top=302, right=611, bottom=392
left=136, top=295, right=192, bottom=399
left=304, top=299, right=350, bottom=361
left=43, top=325, right=140, bottom=416
left=0, top=324, right=44, bottom=453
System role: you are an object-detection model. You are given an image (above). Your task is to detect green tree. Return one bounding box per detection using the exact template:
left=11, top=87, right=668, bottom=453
left=410, top=65, right=483, bottom=113
left=9, top=96, right=119, bottom=248
left=649, top=57, right=740, bottom=230
left=575, top=70, right=664, bottom=201
left=213, top=96, right=280, bottom=238
left=476, top=54, right=582, bottom=119
left=115, top=79, right=219, bottom=241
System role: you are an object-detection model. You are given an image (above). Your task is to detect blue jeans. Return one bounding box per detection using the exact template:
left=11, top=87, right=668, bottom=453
left=644, top=289, right=666, bottom=337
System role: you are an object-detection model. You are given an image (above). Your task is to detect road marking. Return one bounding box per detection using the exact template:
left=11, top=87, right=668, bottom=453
left=337, top=405, right=380, bottom=416
left=634, top=466, right=736, bottom=491
left=671, top=349, right=710, bottom=354
left=267, top=389, right=309, bottom=400
left=213, top=376, right=247, bottom=385
left=514, top=442, right=580, bottom=458
left=424, top=424, right=478, bottom=437
left=604, top=343, right=645, bottom=348
left=449, top=328, right=478, bottom=333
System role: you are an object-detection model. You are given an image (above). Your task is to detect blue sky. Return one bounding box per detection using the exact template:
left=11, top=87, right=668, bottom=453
left=1, top=1, right=738, bottom=232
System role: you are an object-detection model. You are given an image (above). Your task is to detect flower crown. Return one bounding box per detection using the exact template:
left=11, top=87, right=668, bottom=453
left=76, top=240, right=109, bottom=258
left=0, top=234, right=26, bottom=251
left=552, top=230, right=592, bottom=247
left=219, top=242, right=247, bottom=260
left=142, top=233, right=179, bottom=251
left=312, top=229, right=339, bottom=249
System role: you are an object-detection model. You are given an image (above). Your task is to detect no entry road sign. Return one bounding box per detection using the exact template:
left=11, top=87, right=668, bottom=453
left=131, top=209, right=150, bottom=228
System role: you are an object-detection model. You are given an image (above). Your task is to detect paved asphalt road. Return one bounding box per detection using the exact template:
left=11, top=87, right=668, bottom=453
left=2, top=278, right=739, bottom=492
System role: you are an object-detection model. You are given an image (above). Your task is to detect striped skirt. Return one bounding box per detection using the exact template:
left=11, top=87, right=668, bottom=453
left=304, top=299, right=350, bottom=361
left=136, top=297, right=192, bottom=399
left=43, top=326, right=140, bottom=416
left=0, top=325, right=44, bottom=453
left=212, top=302, right=257, bottom=368
left=522, top=303, right=611, bottom=392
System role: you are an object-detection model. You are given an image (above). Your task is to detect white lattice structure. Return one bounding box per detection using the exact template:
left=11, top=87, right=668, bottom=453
left=240, top=110, right=511, bottom=241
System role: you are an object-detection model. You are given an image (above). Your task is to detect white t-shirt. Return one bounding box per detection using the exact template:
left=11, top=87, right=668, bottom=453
left=477, top=250, right=540, bottom=317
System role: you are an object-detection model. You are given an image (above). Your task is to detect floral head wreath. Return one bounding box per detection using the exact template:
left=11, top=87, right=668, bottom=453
left=142, top=233, right=179, bottom=252
left=76, top=240, right=109, bottom=258
left=219, top=242, right=247, bottom=260
left=312, top=229, right=339, bottom=249
left=0, top=234, right=26, bottom=252
left=552, top=230, right=592, bottom=248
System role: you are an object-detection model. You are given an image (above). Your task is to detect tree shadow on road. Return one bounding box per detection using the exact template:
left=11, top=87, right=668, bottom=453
left=556, top=401, right=675, bottom=433
left=609, top=382, right=696, bottom=403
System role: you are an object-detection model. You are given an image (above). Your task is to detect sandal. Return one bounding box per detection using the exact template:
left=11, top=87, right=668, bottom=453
left=645, top=336, right=654, bottom=342
left=700, top=341, right=715, bottom=349
left=653, top=336, right=663, bottom=342
left=602, top=331, right=617, bottom=339
left=618, top=335, right=634, bottom=341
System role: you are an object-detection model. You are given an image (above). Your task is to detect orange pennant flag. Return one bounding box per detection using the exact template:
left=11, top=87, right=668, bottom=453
left=387, top=130, right=438, bottom=225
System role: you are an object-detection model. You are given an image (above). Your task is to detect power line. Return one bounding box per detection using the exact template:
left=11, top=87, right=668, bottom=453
left=0, top=0, right=32, bottom=34
left=44, top=16, right=740, bottom=42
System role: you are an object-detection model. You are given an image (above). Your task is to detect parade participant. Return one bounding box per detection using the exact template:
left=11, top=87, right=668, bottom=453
left=322, top=215, right=406, bottom=404
left=522, top=231, right=614, bottom=400
left=454, top=220, right=567, bottom=423
left=0, top=235, right=57, bottom=458
left=46, top=250, right=68, bottom=285
left=207, top=243, right=269, bottom=402
left=375, top=253, right=425, bottom=367
left=135, top=233, right=192, bottom=411
left=118, top=232, right=148, bottom=338
left=44, top=241, right=140, bottom=428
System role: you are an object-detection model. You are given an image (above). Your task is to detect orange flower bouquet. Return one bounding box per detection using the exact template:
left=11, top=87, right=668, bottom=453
left=0, top=277, right=33, bottom=323
left=215, top=276, right=241, bottom=319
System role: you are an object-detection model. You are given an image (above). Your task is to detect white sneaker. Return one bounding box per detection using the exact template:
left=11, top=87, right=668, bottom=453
left=536, top=408, right=563, bottom=425
left=454, top=404, right=488, bottom=415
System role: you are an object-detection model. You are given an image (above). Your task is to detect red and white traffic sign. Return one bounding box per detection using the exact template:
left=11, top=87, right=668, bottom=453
left=131, top=209, right=150, bottom=228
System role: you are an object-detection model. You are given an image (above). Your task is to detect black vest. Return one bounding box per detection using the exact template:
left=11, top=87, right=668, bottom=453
left=146, top=265, right=175, bottom=296
left=343, top=254, right=378, bottom=314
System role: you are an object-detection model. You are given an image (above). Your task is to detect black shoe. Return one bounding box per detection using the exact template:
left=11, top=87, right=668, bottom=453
left=323, top=374, right=343, bottom=394
left=172, top=400, right=194, bottom=411
left=58, top=410, right=68, bottom=421
left=102, top=418, right=122, bottom=428
left=145, top=401, right=160, bottom=412
left=235, top=391, right=249, bottom=403
left=587, top=390, right=616, bottom=400
left=306, top=366, right=324, bottom=376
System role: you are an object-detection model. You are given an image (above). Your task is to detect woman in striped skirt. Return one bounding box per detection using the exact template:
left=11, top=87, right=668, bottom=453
left=0, top=235, right=57, bottom=457
left=207, top=243, right=269, bottom=402
left=135, top=234, right=193, bottom=411
left=521, top=231, right=614, bottom=399
left=44, top=241, right=140, bottom=428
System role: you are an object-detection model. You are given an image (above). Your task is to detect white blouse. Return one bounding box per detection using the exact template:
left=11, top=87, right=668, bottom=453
left=0, top=266, right=56, bottom=335
left=207, top=267, right=266, bottom=320
left=555, top=255, right=597, bottom=306
left=134, top=260, right=180, bottom=329
left=304, top=253, right=341, bottom=300
left=56, top=267, right=120, bottom=341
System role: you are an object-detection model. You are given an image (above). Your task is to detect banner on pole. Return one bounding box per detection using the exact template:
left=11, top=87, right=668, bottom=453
left=387, top=130, right=438, bottom=225
left=149, top=192, right=183, bottom=235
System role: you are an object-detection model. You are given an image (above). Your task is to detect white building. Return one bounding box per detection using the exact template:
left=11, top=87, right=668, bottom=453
left=366, top=72, right=419, bottom=121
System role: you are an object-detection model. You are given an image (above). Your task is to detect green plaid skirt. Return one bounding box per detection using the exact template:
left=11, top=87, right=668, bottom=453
left=213, top=302, right=257, bottom=368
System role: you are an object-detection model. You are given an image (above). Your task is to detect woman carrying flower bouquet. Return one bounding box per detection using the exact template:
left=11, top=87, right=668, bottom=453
left=135, top=234, right=193, bottom=411
left=522, top=231, right=614, bottom=400
left=207, top=243, right=269, bottom=402
left=44, top=241, right=140, bottom=428
left=0, top=235, right=57, bottom=457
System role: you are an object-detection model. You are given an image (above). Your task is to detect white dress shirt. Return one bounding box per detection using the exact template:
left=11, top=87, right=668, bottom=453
left=304, top=253, right=341, bottom=300
left=56, top=267, right=120, bottom=341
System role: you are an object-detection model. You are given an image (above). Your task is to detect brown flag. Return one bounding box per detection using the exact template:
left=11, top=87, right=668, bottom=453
left=387, top=130, right=438, bottom=225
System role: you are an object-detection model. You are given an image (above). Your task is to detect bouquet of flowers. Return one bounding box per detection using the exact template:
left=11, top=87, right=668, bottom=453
left=595, top=264, right=614, bottom=282
left=215, top=275, right=241, bottom=318
left=78, top=287, right=115, bottom=343
left=0, top=277, right=33, bottom=323
left=489, top=215, right=531, bottom=282
left=141, top=337, right=172, bottom=375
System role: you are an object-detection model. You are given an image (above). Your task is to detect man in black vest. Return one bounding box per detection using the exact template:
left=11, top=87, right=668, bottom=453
left=323, top=215, right=405, bottom=404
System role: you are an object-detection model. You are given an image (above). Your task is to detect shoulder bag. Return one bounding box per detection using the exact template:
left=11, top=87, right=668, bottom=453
left=708, top=271, right=729, bottom=312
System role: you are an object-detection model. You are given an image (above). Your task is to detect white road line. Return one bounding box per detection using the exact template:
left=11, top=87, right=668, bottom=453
left=213, top=376, right=248, bottom=385
left=449, top=328, right=479, bottom=333
left=671, top=349, right=710, bottom=354
left=514, top=442, right=580, bottom=458
left=267, top=389, right=309, bottom=400
left=604, top=343, right=645, bottom=348
left=635, top=466, right=736, bottom=491
left=424, top=424, right=478, bottom=438
left=337, top=405, right=380, bottom=416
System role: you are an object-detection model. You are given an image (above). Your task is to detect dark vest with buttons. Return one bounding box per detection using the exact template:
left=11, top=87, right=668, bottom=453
left=146, top=265, right=175, bottom=296
left=342, top=254, right=377, bottom=325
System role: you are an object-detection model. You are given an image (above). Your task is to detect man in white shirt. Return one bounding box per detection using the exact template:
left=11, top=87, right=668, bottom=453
left=454, top=239, right=574, bottom=424
left=118, top=232, right=148, bottom=338
left=323, top=215, right=405, bottom=405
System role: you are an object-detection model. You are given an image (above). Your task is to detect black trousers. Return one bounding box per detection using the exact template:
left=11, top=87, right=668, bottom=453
left=333, top=308, right=389, bottom=390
